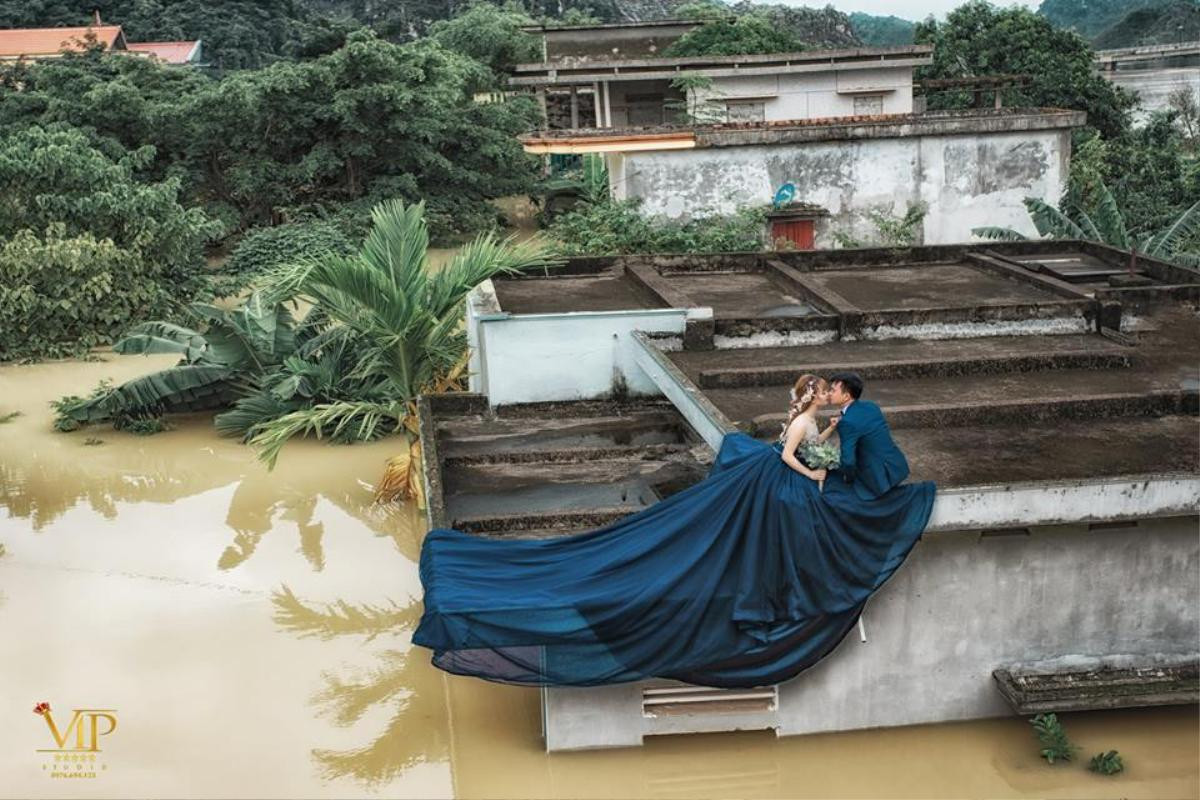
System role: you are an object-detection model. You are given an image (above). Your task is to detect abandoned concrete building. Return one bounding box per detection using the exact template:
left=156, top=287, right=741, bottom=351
left=512, top=22, right=1085, bottom=246
left=418, top=241, right=1200, bottom=751
left=1095, top=41, right=1200, bottom=122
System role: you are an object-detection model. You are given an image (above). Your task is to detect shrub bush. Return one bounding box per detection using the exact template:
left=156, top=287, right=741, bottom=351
left=224, top=221, right=357, bottom=280
left=0, top=227, right=167, bottom=361
left=547, top=199, right=765, bottom=255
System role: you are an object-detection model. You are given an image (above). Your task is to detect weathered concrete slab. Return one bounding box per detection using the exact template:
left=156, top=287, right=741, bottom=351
left=993, top=654, right=1200, bottom=713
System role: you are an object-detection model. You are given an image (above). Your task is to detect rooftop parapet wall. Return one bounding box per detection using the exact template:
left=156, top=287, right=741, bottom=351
left=511, top=44, right=935, bottom=85
left=520, top=108, right=1084, bottom=151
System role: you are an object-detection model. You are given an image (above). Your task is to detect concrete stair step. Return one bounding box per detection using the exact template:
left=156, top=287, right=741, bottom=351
left=745, top=389, right=1197, bottom=435
left=669, top=333, right=1127, bottom=385
left=452, top=507, right=635, bottom=537
left=697, top=348, right=1132, bottom=389
left=442, top=442, right=693, bottom=467
left=698, top=363, right=1197, bottom=433
left=436, top=411, right=687, bottom=458
left=443, top=459, right=704, bottom=520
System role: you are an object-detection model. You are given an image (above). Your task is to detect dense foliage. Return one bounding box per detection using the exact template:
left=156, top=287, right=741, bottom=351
left=548, top=198, right=765, bottom=255
left=219, top=220, right=357, bottom=296
left=663, top=15, right=805, bottom=57
left=0, top=126, right=220, bottom=359
left=0, top=228, right=149, bottom=361
left=0, top=31, right=542, bottom=243
left=1091, top=1, right=1200, bottom=49
left=916, top=1, right=1136, bottom=139
left=849, top=12, right=915, bottom=46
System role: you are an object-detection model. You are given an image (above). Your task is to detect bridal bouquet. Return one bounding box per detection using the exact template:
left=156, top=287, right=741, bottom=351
left=800, top=441, right=841, bottom=470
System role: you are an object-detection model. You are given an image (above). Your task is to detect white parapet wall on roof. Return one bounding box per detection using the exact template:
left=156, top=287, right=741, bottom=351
left=607, top=125, right=1071, bottom=243
left=466, top=282, right=690, bottom=405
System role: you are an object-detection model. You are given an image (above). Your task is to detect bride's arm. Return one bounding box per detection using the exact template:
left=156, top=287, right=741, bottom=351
left=780, top=419, right=826, bottom=482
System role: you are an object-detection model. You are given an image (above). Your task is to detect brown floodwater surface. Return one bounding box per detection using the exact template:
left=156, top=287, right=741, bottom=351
left=1, top=356, right=1196, bottom=799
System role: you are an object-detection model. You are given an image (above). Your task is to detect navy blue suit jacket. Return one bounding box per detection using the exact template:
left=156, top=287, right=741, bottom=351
left=836, top=399, right=909, bottom=500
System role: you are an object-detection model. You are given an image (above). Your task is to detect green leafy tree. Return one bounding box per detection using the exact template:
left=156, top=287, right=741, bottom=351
left=181, top=29, right=540, bottom=241
left=915, top=1, right=1136, bottom=139
left=429, top=2, right=540, bottom=84
left=0, top=227, right=158, bottom=361
left=664, top=15, right=806, bottom=57
left=849, top=12, right=915, bottom=46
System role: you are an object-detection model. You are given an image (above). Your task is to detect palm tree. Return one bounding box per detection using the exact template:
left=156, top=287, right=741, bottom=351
left=56, top=200, right=561, bottom=497
left=973, top=181, right=1200, bottom=268
left=242, top=200, right=558, bottom=472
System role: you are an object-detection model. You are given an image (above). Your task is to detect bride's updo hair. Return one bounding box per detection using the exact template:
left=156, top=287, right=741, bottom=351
left=783, top=373, right=826, bottom=432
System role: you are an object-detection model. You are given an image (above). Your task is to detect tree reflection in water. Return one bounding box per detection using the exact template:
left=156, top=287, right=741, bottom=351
left=272, top=585, right=448, bottom=786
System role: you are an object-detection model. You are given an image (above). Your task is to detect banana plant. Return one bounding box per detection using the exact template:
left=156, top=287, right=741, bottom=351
left=973, top=181, right=1200, bottom=267
left=53, top=293, right=298, bottom=431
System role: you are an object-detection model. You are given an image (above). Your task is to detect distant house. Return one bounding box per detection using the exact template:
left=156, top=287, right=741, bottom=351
left=0, top=23, right=128, bottom=60
left=513, top=21, right=932, bottom=129
left=0, top=18, right=201, bottom=67
left=126, top=40, right=203, bottom=66
left=512, top=22, right=1085, bottom=247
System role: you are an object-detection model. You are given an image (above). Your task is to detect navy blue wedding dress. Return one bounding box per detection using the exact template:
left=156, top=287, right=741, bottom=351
left=413, top=432, right=936, bottom=689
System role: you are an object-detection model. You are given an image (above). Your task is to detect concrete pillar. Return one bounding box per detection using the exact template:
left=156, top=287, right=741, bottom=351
left=592, top=82, right=601, bottom=127
left=570, top=85, right=579, bottom=129
left=603, top=81, right=613, bottom=128
left=536, top=87, right=548, bottom=129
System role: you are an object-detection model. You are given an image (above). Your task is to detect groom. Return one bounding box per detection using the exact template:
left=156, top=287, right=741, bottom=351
left=827, top=371, right=910, bottom=500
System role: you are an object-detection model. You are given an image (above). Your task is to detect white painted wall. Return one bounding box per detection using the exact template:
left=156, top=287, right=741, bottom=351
left=617, top=127, right=1071, bottom=244
left=472, top=308, right=688, bottom=405
left=1104, top=66, right=1200, bottom=124
left=544, top=509, right=1200, bottom=749
left=686, top=66, right=914, bottom=123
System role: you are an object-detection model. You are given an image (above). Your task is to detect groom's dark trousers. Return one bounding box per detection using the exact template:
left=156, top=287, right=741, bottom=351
left=836, top=399, right=910, bottom=501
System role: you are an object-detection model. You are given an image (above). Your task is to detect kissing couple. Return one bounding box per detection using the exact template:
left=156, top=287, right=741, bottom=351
left=776, top=371, right=913, bottom=500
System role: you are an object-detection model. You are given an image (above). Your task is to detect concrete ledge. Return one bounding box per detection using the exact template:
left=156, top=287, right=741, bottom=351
left=417, top=394, right=450, bottom=530
left=693, top=108, right=1087, bottom=149
left=993, top=653, right=1199, bottom=713
left=751, top=389, right=1197, bottom=434
left=926, top=473, right=1200, bottom=532
left=698, top=350, right=1133, bottom=388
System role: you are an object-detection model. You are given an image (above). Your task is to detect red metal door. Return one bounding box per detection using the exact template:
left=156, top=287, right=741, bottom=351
left=771, top=219, right=815, bottom=250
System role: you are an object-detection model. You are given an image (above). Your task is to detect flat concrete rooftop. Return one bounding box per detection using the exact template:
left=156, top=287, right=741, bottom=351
left=491, top=242, right=1200, bottom=340
left=437, top=241, right=1198, bottom=537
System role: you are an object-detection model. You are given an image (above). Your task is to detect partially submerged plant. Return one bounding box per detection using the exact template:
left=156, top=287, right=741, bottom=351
left=1031, top=713, right=1079, bottom=764
left=1089, top=750, right=1124, bottom=775
left=51, top=200, right=560, bottom=500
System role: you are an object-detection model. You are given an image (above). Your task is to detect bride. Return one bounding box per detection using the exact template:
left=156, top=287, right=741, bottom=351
left=413, top=374, right=936, bottom=689
left=777, top=374, right=838, bottom=488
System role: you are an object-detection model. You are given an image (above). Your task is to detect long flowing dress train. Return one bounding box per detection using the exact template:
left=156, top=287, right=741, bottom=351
left=412, top=432, right=936, bottom=688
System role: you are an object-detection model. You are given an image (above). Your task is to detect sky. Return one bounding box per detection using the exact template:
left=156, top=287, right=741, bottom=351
left=793, top=0, right=1042, bottom=20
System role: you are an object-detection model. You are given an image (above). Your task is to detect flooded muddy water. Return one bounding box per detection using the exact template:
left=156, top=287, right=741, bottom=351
left=1, top=356, right=1196, bottom=799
